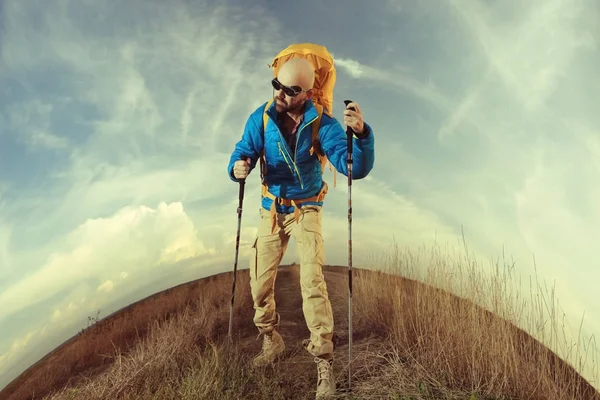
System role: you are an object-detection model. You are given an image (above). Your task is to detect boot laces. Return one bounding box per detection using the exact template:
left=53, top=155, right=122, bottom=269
left=315, top=357, right=332, bottom=382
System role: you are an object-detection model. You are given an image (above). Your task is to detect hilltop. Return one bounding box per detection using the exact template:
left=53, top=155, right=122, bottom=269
left=1, top=253, right=598, bottom=399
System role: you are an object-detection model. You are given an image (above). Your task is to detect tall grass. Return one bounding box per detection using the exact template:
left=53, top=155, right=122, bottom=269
left=2, top=239, right=597, bottom=400
left=353, top=238, right=599, bottom=399
left=3, top=271, right=255, bottom=400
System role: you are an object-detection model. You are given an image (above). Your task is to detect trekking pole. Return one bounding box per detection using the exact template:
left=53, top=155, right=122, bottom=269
left=343, top=100, right=355, bottom=391
left=228, top=159, right=247, bottom=340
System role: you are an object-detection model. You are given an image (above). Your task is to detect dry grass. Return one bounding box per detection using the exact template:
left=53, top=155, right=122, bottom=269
left=1, top=272, right=255, bottom=400
left=344, top=239, right=600, bottom=399
left=2, top=240, right=599, bottom=400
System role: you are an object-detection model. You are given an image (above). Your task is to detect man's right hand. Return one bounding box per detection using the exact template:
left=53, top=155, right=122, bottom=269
left=233, top=158, right=250, bottom=180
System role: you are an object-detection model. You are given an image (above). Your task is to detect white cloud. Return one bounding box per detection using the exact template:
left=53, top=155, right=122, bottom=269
left=8, top=330, right=37, bottom=354
left=0, top=201, right=209, bottom=325
left=0, top=199, right=227, bottom=388
left=332, top=54, right=451, bottom=113
left=96, top=280, right=114, bottom=293
left=333, top=57, right=365, bottom=78
left=39, top=324, right=50, bottom=337
left=51, top=309, right=62, bottom=323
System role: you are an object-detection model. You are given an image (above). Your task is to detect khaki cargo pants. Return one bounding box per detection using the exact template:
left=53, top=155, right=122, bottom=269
left=249, top=205, right=335, bottom=360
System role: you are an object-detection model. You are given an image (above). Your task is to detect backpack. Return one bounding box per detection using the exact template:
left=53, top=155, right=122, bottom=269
left=259, top=43, right=338, bottom=188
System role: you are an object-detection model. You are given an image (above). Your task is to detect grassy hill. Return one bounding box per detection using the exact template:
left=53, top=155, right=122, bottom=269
left=1, top=246, right=598, bottom=399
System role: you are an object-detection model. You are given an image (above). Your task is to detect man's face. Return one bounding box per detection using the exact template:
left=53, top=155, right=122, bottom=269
left=272, top=76, right=311, bottom=114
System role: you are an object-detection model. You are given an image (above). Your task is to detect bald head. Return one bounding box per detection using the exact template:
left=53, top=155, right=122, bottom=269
left=277, top=58, right=315, bottom=91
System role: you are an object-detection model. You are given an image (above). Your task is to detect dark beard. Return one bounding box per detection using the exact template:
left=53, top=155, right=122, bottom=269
left=275, top=98, right=305, bottom=114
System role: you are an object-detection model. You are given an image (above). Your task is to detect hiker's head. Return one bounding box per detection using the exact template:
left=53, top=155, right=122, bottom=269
left=272, top=58, right=315, bottom=113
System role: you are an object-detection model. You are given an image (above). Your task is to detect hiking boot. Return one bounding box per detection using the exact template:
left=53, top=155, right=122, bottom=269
left=314, top=357, right=336, bottom=399
left=252, top=329, right=285, bottom=367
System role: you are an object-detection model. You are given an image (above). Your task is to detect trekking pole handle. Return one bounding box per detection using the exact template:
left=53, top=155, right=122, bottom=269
left=344, top=100, right=357, bottom=153
left=238, top=156, right=248, bottom=205
left=344, top=100, right=357, bottom=133
left=344, top=99, right=356, bottom=113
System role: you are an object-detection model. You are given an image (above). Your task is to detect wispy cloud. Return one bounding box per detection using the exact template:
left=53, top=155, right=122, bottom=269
left=439, top=0, right=596, bottom=141
left=1, top=0, right=599, bottom=392
left=0, top=0, right=284, bottom=386
left=334, top=55, right=451, bottom=113
left=6, top=100, right=69, bottom=150
left=336, top=0, right=600, bottom=386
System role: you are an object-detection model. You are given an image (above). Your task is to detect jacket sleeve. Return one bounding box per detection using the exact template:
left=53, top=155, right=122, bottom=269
left=227, top=106, right=265, bottom=182
left=318, top=119, right=375, bottom=179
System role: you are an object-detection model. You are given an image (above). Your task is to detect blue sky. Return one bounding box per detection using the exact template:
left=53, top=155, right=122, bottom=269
left=1, top=0, right=600, bottom=391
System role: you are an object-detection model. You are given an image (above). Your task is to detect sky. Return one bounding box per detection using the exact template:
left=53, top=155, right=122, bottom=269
left=1, top=0, right=599, bottom=392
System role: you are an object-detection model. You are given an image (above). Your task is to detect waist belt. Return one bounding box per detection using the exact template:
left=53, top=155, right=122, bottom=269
left=261, top=182, right=328, bottom=233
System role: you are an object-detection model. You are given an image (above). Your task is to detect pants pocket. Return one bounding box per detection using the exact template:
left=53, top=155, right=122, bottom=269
left=297, top=207, right=323, bottom=264
left=250, top=237, right=258, bottom=281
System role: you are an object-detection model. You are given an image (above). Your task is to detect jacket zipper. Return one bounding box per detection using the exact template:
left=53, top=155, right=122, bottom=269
left=293, top=115, right=318, bottom=190
left=271, top=111, right=319, bottom=191
left=267, top=112, right=297, bottom=184
left=278, top=142, right=296, bottom=177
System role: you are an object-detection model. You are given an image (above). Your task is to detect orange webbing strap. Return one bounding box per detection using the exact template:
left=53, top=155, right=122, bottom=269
left=308, top=103, right=337, bottom=188
left=261, top=182, right=329, bottom=233
left=260, top=100, right=274, bottom=182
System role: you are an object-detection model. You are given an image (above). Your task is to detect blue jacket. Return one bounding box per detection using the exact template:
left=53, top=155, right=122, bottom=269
left=227, top=99, right=375, bottom=213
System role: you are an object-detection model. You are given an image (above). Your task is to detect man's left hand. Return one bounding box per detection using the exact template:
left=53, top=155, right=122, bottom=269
left=343, top=102, right=365, bottom=135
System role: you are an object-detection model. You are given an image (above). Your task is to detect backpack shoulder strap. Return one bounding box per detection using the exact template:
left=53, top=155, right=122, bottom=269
left=263, top=99, right=273, bottom=134
left=310, top=103, right=323, bottom=152
left=310, top=103, right=326, bottom=166
left=260, top=99, right=274, bottom=183
left=310, top=104, right=338, bottom=187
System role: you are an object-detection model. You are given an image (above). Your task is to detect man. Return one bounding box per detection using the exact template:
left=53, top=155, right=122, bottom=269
left=227, top=57, right=375, bottom=398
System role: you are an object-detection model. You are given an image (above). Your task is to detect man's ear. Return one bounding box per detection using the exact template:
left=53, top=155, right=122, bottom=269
left=306, top=89, right=314, bottom=100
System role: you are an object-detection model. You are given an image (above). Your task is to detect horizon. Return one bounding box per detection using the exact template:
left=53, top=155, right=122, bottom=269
left=1, top=0, right=599, bottom=392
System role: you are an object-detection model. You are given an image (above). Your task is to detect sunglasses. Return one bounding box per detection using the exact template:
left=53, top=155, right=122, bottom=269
left=271, top=78, right=308, bottom=97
